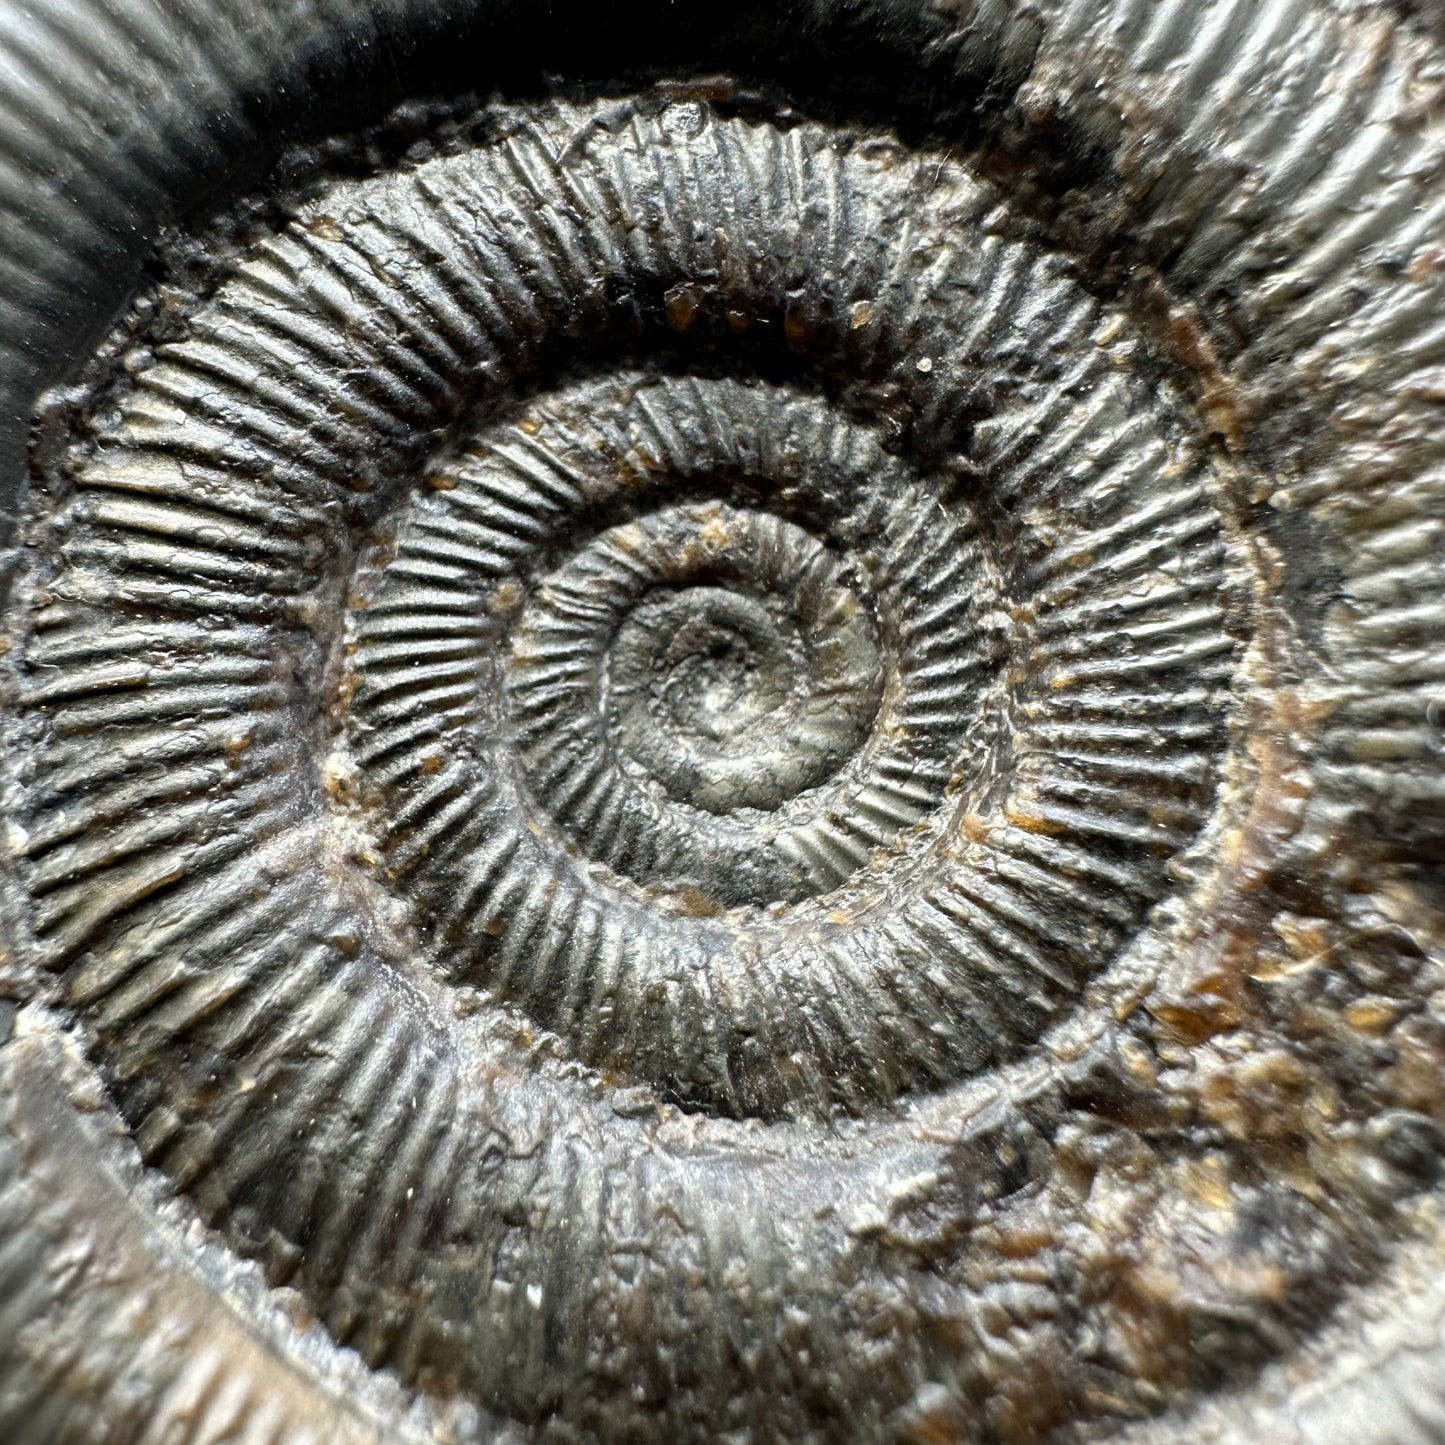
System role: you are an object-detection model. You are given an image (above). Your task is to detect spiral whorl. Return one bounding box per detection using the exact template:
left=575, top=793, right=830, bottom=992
left=1, top=17, right=1443, bottom=1439
left=11, top=105, right=1238, bottom=1129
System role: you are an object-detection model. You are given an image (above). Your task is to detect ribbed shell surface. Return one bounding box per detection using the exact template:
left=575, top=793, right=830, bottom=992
left=0, top=4, right=1443, bottom=1445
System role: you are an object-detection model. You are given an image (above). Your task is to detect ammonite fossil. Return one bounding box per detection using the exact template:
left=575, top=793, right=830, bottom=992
left=0, top=2, right=1443, bottom=1442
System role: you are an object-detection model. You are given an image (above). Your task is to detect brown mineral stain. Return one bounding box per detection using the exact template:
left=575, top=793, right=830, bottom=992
left=784, top=303, right=813, bottom=349
left=982, top=1218, right=1055, bottom=1260
left=304, top=215, right=347, bottom=243
left=1150, top=982, right=1245, bottom=1043
left=1384, top=1021, right=1445, bottom=1116
left=674, top=885, right=723, bottom=918
left=1004, top=802, right=1066, bottom=836
left=1198, top=1047, right=1313, bottom=1141
left=1118, top=1037, right=1160, bottom=1090
left=1257, top=1138, right=1324, bottom=1199
left=223, top=729, right=255, bottom=762
left=698, top=511, right=731, bottom=546
left=1166, top=303, right=1244, bottom=452
left=1094, top=314, right=1127, bottom=347
left=1408, top=243, right=1445, bottom=282
left=1271, top=912, right=1334, bottom=967
left=1147, top=675, right=1320, bottom=1039
left=986, top=1361, right=1072, bottom=1444
left=414, top=1366, right=462, bottom=1400
left=321, top=754, right=360, bottom=806
left=657, top=74, right=737, bottom=103
left=333, top=668, right=359, bottom=711
left=664, top=284, right=702, bottom=331
left=897, top=1385, right=968, bottom=1445
left=1398, top=368, right=1445, bottom=403
left=1102, top=1266, right=1193, bottom=1389
left=488, top=580, right=523, bottom=614
left=1133, top=268, right=1249, bottom=455
left=1179, top=1154, right=1234, bottom=1211
left=1345, top=996, right=1402, bottom=1035
left=1227, top=692, right=1318, bottom=891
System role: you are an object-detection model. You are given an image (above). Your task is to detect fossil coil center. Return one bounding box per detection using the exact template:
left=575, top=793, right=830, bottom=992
left=508, top=502, right=889, bottom=880
left=526, top=504, right=884, bottom=821
left=626, top=588, right=790, bottom=749
left=335, top=340, right=1235, bottom=1123
left=347, top=377, right=1011, bottom=942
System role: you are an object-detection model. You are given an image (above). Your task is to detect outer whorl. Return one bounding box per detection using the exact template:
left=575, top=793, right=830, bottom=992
left=0, top=4, right=1444, bottom=1445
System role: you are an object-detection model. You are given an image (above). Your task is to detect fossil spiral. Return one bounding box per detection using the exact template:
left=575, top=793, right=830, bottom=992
left=0, top=2, right=1444, bottom=1443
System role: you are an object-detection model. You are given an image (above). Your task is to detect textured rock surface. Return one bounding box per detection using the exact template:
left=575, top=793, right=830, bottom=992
left=0, top=3, right=1444, bottom=1443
